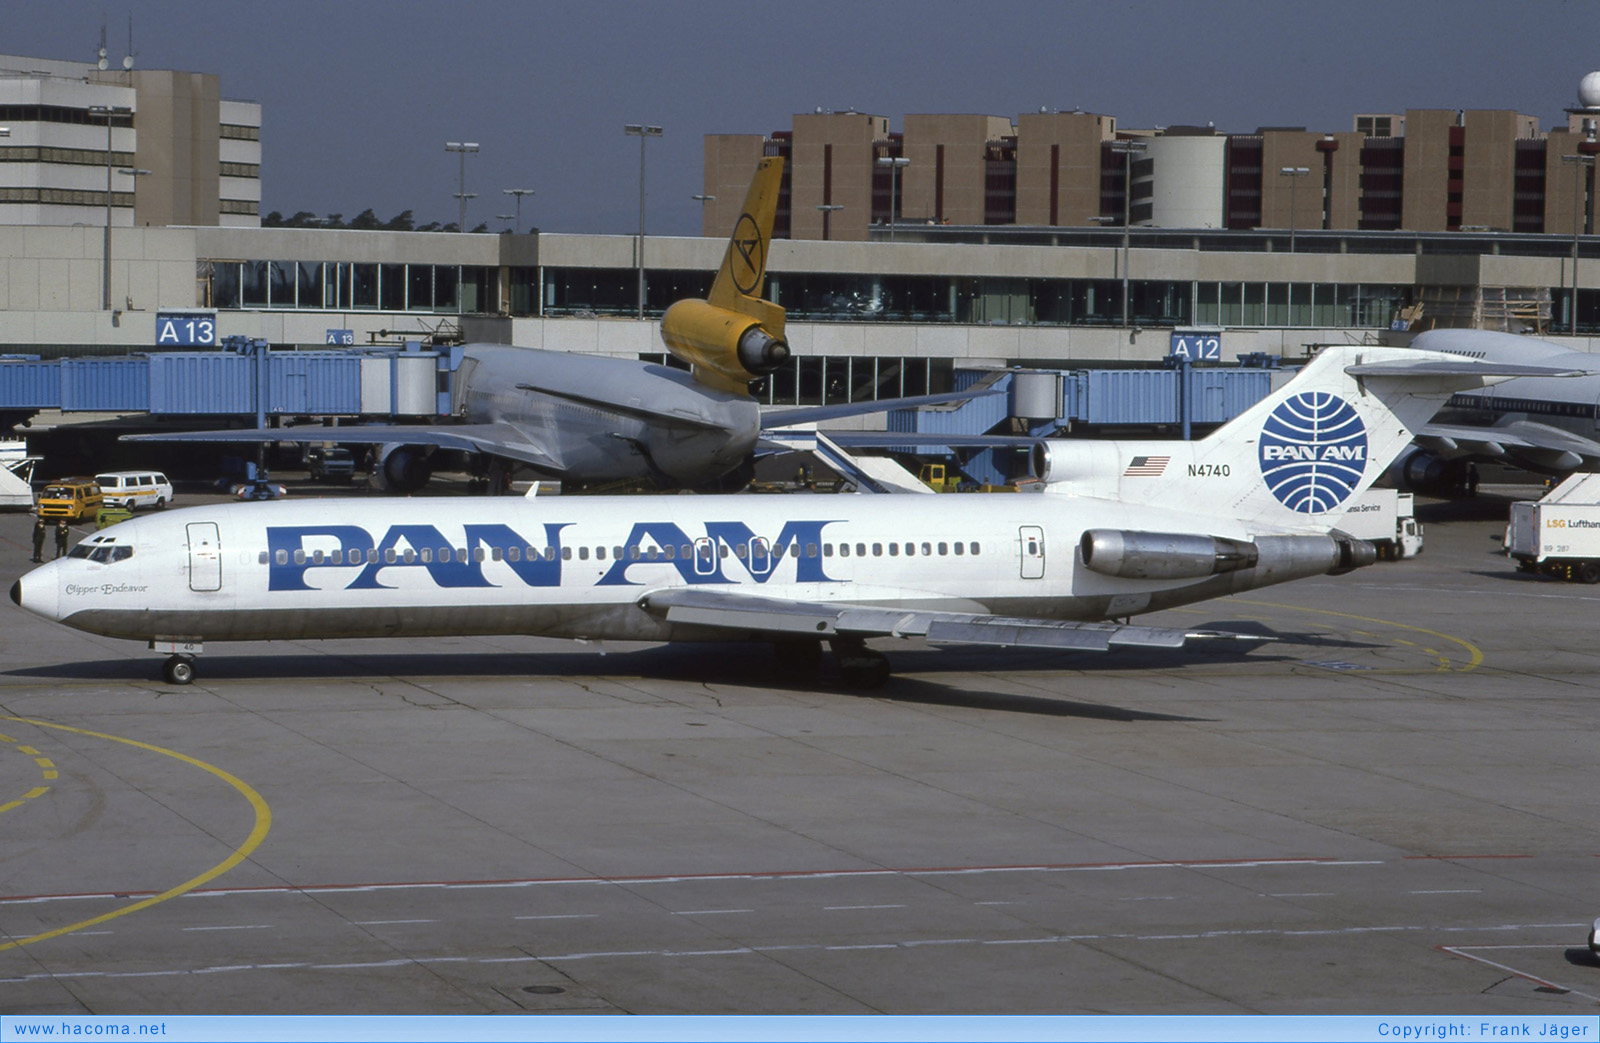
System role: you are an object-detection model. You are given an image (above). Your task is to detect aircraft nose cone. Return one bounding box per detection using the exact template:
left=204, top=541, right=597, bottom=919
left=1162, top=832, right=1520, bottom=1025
left=8, top=579, right=18, bottom=606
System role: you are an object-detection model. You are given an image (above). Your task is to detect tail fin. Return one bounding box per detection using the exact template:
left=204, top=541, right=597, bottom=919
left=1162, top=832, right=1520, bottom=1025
left=707, top=156, right=784, bottom=328
left=661, top=158, right=788, bottom=394
left=1043, top=345, right=1547, bottom=531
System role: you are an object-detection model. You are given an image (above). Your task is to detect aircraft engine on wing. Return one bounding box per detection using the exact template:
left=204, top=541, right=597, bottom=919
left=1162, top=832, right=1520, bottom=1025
left=660, top=298, right=790, bottom=390
left=374, top=443, right=433, bottom=493
left=1384, top=446, right=1476, bottom=497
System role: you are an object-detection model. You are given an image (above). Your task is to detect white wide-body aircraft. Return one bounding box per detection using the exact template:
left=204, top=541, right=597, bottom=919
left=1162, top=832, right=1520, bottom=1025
left=10, top=345, right=1558, bottom=687
left=1390, top=328, right=1600, bottom=492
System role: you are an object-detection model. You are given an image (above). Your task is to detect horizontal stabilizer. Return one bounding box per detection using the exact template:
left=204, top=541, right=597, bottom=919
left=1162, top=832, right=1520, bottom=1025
left=1344, top=361, right=1584, bottom=379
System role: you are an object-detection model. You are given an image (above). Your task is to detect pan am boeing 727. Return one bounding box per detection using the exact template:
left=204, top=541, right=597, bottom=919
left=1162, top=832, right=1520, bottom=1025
left=12, top=346, right=1564, bottom=687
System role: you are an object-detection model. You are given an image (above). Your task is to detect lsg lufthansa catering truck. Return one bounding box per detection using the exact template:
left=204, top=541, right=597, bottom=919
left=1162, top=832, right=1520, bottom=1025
left=1507, top=473, right=1600, bottom=584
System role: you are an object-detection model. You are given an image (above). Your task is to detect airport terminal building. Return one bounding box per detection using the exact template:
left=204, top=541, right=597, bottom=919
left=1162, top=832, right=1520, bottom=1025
left=2, top=52, right=1600, bottom=417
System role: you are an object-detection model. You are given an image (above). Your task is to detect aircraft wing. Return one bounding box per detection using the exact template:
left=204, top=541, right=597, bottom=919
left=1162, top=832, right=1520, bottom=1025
left=760, top=389, right=1004, bottom=430
left=1417, top=419, right=1600, bottom=468
left=819, top=432, right=1047, bottom=448
left=121, top=422, right=566, bottom=472
left=638, top=588, right=1252, bottom=652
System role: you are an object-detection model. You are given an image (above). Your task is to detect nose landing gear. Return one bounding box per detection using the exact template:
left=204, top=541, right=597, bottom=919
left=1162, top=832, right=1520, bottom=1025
left=162, top=654, right=196, bottom=685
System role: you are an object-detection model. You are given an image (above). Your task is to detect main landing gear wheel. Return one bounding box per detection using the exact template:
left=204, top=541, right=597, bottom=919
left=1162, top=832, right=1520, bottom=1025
left=163, top=655, right=196, bottom=685
left=831, top=639, right=891, bottom=690
left=772, top=639, right=823, bottom=677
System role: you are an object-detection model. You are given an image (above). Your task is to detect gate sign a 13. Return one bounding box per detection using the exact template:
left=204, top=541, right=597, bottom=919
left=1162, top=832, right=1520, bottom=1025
left=155, top=312, right=218, bottom=347
left=1169, top=331, right=1222, bottom=360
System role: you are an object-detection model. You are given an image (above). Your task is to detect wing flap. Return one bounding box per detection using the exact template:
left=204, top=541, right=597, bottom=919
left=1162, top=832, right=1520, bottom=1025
left=640, top=588, right=1235, bottom=651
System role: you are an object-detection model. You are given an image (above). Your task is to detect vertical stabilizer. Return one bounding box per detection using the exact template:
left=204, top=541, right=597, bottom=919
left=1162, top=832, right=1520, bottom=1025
left=1047, top=346, right=1534, bottom=532
left=707, top=156, right=784, bottom=327
left=660, top=158, right=790, bottom=394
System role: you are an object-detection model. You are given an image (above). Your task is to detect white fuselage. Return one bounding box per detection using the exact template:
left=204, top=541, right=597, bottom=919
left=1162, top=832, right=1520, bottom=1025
left=13, top=493, right=1332, bottom=647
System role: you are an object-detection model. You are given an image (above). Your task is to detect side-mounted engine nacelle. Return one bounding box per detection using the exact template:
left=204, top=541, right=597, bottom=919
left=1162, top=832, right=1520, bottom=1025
left=373, top=443, right=433, bottom=493
left=1080, top=528, right=1377, bottom=581
left=660, top=298, right=790, bottom=391
left=1384, top=446, right=1476, bottom=497
left=1030, top=440, right=1120, bottom=488
left=1079, top=529, right=1259, bottom=580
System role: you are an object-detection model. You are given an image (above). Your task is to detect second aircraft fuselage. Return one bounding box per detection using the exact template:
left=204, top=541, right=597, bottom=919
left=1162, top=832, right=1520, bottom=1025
left=458, top=346, right=760, bottom=485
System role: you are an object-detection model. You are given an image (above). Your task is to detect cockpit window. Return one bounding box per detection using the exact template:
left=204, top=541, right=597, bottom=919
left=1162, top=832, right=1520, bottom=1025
left=68, top=540, right=133, bottom=564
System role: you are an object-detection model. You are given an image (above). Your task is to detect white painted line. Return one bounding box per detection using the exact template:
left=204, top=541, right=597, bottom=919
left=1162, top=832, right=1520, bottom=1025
left=353, top=919, right=437, bottom=925
left=1410, top=889, right=1482, bottom=895
left=1440, top=946, right=1600, bottom=1004
left=9, top=919, right=1591, bottom=988
left=180, top=924, right=273, bottom=932
left=674, top=908, right=753, bottom=915
left=1117, top=896, right=1177, bottom=902
left=0, top=857, right=1388, bottom=907
left=514, top=913, right=600, bottom=921
left=824, top=904, right=906, bottom=911
left=1268, top=892, right=1334, bottom=898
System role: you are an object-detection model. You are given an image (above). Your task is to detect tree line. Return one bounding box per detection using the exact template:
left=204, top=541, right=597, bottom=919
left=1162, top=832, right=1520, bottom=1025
left=261, top=209, right=491, bottom=234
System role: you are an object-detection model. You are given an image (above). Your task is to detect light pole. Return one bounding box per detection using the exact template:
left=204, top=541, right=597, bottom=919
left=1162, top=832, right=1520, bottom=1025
left=496, top=213, right=515, bottom=232
left=624, top=124, right=662, bottom=319
left=876, top=156, right=908, bottom=240
left=816, top=203, right=843, bottom=242
left=89, top=104, right=131, bottom=310
left=1105, top=140, right=1148, bottom=327
left=1562, top=124, right=1599, bottom=335
left=445, top=141, right=479, bottom=230
left=502, top=188, right=534, bottom=234
left=1279, top=166, right=1310, bottom=252
left=692, top=193, right=715, bottom=235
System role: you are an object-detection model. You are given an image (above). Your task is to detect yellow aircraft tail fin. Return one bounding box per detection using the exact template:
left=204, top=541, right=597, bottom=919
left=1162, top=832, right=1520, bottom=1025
left=707, top=156, right=784, bottom=328
left=661, top=158, right=789, bottom=394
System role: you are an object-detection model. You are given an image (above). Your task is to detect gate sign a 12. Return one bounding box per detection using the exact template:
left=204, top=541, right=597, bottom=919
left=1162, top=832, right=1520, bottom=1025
left=1169, top=330, right=1222, bottom=360
left=155, top=312, right=218, bottom=347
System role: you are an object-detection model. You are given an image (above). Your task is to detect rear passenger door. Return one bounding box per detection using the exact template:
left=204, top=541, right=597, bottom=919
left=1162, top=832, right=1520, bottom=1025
left=1019, top=525, right=1045, bottom=579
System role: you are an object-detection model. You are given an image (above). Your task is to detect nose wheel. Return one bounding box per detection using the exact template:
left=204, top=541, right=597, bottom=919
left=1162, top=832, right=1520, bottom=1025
left=163, top=655, right=196, bottom=686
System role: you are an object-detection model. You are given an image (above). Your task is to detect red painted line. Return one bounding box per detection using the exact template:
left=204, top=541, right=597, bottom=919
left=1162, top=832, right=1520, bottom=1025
left=0, top=856, right=1361, bottom=906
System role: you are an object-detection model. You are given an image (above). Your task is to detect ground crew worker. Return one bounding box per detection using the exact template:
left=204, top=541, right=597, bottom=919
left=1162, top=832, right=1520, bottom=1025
left=31, top=516, right=45, bottom=562
left=54, top=519, right=69, bottom=559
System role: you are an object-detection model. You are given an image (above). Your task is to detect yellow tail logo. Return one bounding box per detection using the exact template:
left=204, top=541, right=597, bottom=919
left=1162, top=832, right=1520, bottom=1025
left=708, top=156, right=783, bottom=317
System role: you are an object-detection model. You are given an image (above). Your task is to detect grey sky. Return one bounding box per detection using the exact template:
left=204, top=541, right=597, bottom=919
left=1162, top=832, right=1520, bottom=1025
left=14, top=0, right=1600, bottom=236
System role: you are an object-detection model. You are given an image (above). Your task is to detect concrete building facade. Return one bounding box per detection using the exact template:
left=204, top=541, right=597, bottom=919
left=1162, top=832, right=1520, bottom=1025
left=0, top=53, right=261, bottom=230
left=707, top=99, right=1591, bottom=240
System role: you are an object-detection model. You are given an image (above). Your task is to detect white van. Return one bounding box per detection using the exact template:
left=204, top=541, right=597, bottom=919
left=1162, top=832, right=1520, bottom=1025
left=94, top=471, right=174, bottom=510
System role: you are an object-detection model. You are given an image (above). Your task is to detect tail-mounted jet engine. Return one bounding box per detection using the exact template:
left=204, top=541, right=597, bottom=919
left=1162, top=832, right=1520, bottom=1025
left=1080, top=529, right=1378, bottom=581
left=660, top=298, right=790, bottom=393
left=1080, top=529, right=1259, bottom=580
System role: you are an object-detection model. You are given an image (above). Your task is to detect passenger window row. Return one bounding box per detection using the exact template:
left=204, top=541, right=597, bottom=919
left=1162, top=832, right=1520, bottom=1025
left=260, top=540, right=982, bottom=566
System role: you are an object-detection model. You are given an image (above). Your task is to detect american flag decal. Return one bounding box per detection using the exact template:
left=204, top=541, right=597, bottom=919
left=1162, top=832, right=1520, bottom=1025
left=1123, top=455, right=1170, bottom=477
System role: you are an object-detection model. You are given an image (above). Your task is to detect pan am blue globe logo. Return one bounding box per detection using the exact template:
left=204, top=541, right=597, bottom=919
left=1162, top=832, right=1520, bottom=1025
left=1258, top=393, right=1368, bottom=513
